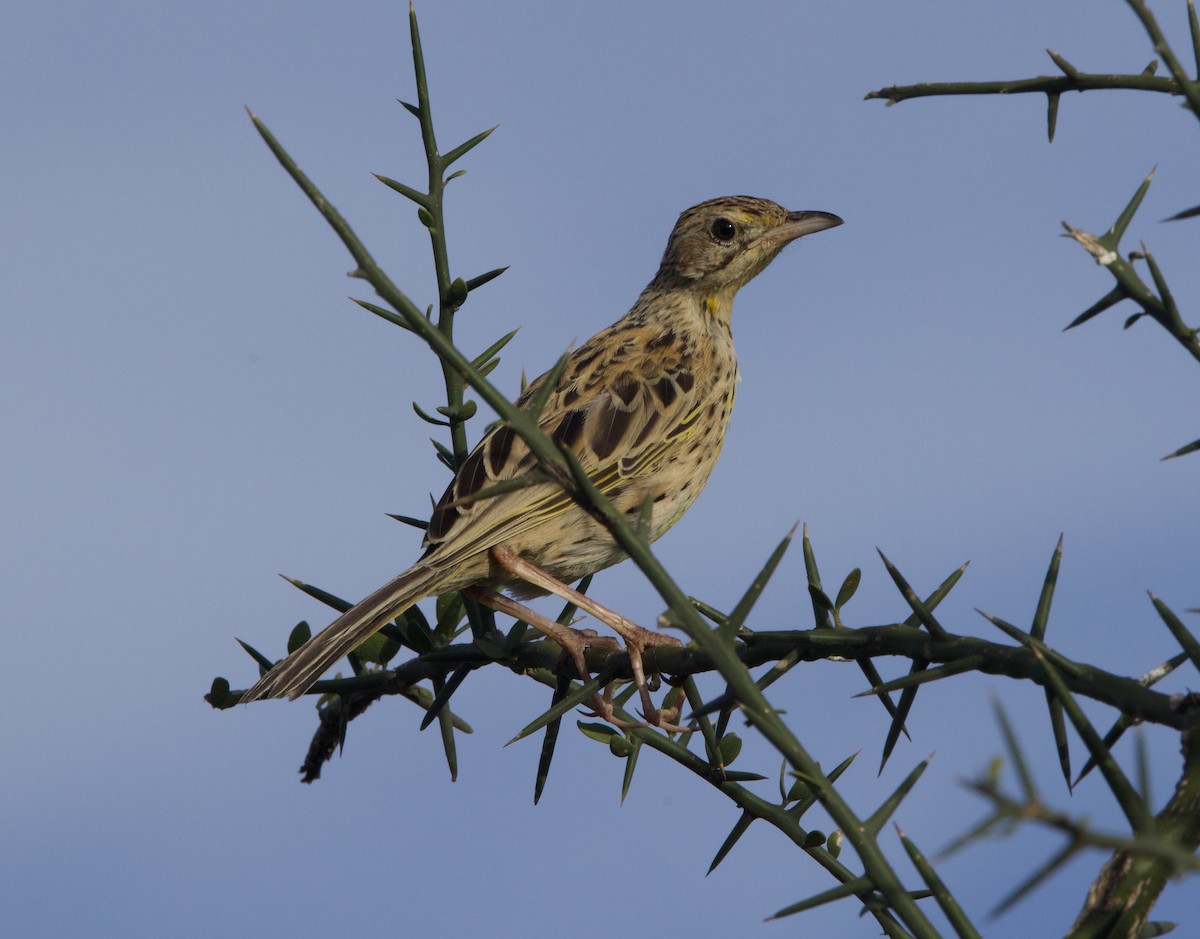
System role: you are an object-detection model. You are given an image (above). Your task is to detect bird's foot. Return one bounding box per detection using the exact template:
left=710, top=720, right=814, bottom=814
left=472, top=550, right=694, bottom=733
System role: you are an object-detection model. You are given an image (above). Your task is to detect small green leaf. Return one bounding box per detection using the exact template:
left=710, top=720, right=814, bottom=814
left=827, top=829, right=843, bottom=858
left=417, top=206, right=435, bottom=229
left=394, top=608, right=433, bottom=654
left=785, top=777, right=811, bottom=803
left=717, top=733, right=743, bottom=766
left=474, top=634, right=506, bottom=660
left=577, top=721, right=622, bottom=744
left=412, top=400, right=451, bottom=426
left=436, top=399, right=477, bottom=421
left=661, top=684, right=686, bottom=719
left=609, top=736, right=633, bottom=758
left=354, top=630, right=402, bottom=666
left=835, top=568, right=861, bottom=610
left=802, top=830, right=826, bottom=849
left=435, top=591, right=466, bottom=637
left=504, top=619, right=531, bottom=653
left=206, top=677, right=236, bottom=709
left=287, top=621, right=312, bottom=654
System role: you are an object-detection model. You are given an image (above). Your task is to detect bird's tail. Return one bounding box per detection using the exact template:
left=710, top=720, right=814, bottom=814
left=239, top=563, right=444, bottom=703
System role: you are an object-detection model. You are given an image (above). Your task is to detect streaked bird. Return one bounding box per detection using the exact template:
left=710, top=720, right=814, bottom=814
left=241, top=196, right=842, bottom=728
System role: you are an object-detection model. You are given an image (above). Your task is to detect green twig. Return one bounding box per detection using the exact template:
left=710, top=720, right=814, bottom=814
left=1126, top=0, right=1200, bottom=121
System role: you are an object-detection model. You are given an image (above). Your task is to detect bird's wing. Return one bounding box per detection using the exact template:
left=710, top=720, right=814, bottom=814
left=422, top=318, right=708, bottom=565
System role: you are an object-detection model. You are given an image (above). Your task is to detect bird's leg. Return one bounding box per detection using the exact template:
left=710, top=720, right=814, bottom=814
left=488, top=545, right=690, bottom=732
left=464, top=586, right=644, bottom=730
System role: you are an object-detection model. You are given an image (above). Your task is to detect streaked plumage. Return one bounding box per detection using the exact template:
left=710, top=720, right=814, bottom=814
left=241, top=197, right=841, bottom=708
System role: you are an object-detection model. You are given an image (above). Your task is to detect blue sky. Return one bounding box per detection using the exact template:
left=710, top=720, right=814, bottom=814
left=4, top=2, right=1198, bottom=936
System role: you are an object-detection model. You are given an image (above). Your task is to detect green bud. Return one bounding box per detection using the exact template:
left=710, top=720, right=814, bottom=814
left=447, top=277, right=468, bottom=307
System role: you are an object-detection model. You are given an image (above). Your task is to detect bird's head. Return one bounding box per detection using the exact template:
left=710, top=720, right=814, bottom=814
left=654, top=196, right=842, bottom=295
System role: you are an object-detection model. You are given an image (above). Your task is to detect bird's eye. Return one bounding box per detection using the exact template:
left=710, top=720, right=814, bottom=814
left=710, top=217, right=736, bottom=242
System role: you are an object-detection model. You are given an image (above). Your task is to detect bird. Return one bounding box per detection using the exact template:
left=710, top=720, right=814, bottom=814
left=240, top=196, right=842, bottom=728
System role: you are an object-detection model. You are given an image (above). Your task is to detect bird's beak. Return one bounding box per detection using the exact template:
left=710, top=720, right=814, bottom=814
left=749, top=210, right=843, bottom=259
left=746, top=210, right=842, bottom=265
left=779, top=210, right=844, bottom=241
